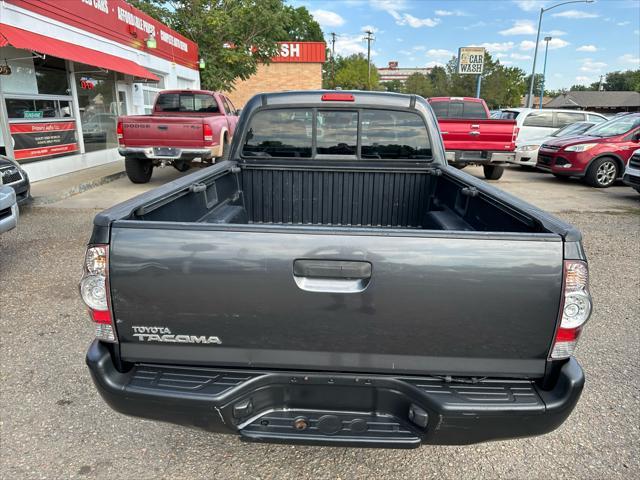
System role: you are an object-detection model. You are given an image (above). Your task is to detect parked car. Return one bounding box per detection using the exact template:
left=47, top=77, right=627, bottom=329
left=117, top=90, right=240, bottom=183
left=84, top=90, right=590, bottom=448
left=428, top=97, right=517, bottom=180
left=0, top=185, right=18, bottom=234
left=537, top=113, right=640, bottom=187
left=494, top=108, right=607, bottom=144
left=513, top=121, right=596, bottom=167
left=622, top=148, right=640, bottom=193
left=0, top=154, right=30, bottom=204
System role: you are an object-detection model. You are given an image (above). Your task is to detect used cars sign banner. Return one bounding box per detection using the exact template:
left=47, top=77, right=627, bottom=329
left=458, top=47, right=485, bottom=74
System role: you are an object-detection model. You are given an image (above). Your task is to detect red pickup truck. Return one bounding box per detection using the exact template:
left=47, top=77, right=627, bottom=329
left=117, top=90, right=239, bottom=183
left=428, top=97, right=517, bottom=180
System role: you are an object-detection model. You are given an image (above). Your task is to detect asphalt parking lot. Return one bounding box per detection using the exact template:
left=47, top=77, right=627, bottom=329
left=1, top=165, right=639, bottom=479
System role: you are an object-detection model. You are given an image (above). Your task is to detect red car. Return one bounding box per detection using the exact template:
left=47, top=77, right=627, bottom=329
left=537, top=113, right=640, bottom=188
left=118, top=90, right=239, bottom=183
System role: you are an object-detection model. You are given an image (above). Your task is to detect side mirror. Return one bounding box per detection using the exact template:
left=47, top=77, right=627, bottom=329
left=633, top=132, right=640, bottom=142
left=235, top=109, right=242, bottom=116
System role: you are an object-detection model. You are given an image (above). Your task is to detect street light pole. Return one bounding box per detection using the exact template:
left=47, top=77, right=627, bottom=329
left=539, top=36, right=552, bottom=109
left=526, top=0, right=593, bottom=108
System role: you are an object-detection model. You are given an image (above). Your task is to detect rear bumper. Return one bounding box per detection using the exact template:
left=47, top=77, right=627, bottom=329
left=86, top=340, right=585, bottom=448
left=446, top=150, right=515, bottom=165
left=118, top=146, right=215, bottom=160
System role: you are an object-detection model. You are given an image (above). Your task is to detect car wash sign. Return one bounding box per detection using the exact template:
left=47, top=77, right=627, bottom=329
left=457, top=47, right=485, bottom=74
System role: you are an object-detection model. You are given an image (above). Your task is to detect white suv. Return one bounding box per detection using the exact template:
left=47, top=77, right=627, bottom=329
left=494, top=108, right=608, bottom=144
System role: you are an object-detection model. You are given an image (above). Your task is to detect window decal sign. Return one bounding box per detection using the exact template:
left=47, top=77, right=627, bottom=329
left=10, top=122, right=79, bottom=161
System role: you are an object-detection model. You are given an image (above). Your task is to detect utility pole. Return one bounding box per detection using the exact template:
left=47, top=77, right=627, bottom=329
left=598, top=74, right=604, bottom=91
left=330, top=32, right=337, bottom=89
left=363, top=29, right=374, bottom=90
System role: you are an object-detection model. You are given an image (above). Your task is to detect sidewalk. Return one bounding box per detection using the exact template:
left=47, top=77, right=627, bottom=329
left=30, top=160, right=125, bottom=205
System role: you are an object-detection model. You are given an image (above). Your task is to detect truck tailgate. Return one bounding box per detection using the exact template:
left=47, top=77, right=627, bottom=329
left=108, top=226, right=563, bottom=377
left=120, top=116, right=206, bottom=147
left=439, top=119, right=516, bottom=151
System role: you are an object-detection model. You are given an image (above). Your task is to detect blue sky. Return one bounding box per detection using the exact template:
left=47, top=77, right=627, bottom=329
left=288, top=0, right=640, bottom=90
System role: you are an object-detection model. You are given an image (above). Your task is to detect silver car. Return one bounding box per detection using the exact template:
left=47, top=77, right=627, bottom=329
left=0, top=185, right=18, bottom=233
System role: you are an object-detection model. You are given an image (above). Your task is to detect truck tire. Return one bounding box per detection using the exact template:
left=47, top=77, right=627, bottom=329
left=584, top=157, right=618, bottom=188
left=125, top=157, right=153, bottom=184
left=483, top=165, right=504, bottom=180
left=220, top=136, right=230, bottom=161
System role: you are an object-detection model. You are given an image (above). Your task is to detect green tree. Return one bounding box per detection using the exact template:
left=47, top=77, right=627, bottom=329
left=427, top=66, right=449, bottom=96
left=404, top=73, right=432, bottom=97
left=384, top=79, right=405, bottom=93
left=282, top=6, right=324, bottom=41
left=334, top=54, right=379, bottom=90
left=130, top=0, right=322, bottom=91
left=602, top=70, right=640, bottom=91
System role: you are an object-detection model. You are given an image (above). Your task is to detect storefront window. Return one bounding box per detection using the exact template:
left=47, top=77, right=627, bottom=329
left=5, top=98, right=73, bottom=119
left=0, top=48, right=69, bottom=95
left=74, top=64, right=118, bottom=153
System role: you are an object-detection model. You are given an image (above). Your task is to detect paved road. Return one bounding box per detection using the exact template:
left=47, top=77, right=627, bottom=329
left=1, top=166, right=638, bottom=479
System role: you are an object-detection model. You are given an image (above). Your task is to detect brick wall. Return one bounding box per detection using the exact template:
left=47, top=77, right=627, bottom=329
left=224, top=62, right=323, bottom=108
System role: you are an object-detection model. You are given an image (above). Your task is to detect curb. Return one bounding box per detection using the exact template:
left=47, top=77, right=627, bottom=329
left=32, top=170, right=126, bottom=205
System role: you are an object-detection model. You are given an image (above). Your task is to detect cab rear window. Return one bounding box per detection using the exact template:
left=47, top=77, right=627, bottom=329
left=430, top=101, right=488, bottom=119
left=242, top=108, right=431, bottom=160
left=155, top=93, right=219, bottom=113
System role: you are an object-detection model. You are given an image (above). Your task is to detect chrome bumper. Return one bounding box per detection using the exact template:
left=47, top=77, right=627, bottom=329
left=118, top=147, right=214, bottom=160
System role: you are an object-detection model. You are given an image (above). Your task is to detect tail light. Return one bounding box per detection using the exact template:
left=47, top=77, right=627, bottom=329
left=512, top=127, right=519, bottom=146
left=203, top=124, right=214, bottom=143
left=116, top=121, right=124, bottom=145
left=79, top=245, right=117, bottom=343
left=550, top=260, right=592, bottom=359
left=321, top=93, right=354, bottom=101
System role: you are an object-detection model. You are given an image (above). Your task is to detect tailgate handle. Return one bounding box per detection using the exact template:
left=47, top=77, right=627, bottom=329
left=293, top=260, right=372, bottom=293
left=469, top=131, right=480, bottom=135
left=157, top=125, right=168, bottom=130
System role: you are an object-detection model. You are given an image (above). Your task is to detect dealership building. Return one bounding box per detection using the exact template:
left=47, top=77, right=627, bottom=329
left=0, top=0, right=199, bottom=181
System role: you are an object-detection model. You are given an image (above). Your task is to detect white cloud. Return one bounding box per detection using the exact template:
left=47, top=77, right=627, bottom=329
left=579, top=58, right=607, bottom=73
left=427, top=48, right=454, bottom=58
left=470, top=41, right=515, bottom=52
left=396, top=38, right=404, bottom=42
left=412, top=45, right=426, bottom=51
left=634, top=29, right=640, bottom=35
left=333, top=34, right=378, bottom=57
left=426, top=61, right=445, bottom=68
left=510, top=53, right=532, bottom=60
left=311, top=9, right=345, bottom=27
left=400, top=13, right=440, bottom=28
left=514, top=1, right=546, bottom=12
left=434, top=9, right=467, bottom=16
left=619, top=54, right=640, bottom=66
left=361, top=25, right=379, bottom=33
left=499, top=20, right=537, bottom=35
left=520, top=38, right=569, bottom=50
left=576, top=45, right=598, bottom=52
left=546, top=29, right=567, bottom=36
left=617, top=21, right=631, bottom=26
left=370, top=0, right=440, bottom=28
left=552, top=10, right=598, bottom=19
left=500, top=60, right=514, bottom=65
left=575, top=75, right=592, bottom=83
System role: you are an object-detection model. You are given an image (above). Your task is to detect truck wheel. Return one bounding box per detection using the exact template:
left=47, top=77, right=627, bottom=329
left=220, top=137, right=230, bottom=161
left=483, top=165, right=504, bottom=180
left=125, top=157, right=153, bottom=184
left=584, top=157, right=618, bottom=188
left=173, top=161, right=191, bottom=172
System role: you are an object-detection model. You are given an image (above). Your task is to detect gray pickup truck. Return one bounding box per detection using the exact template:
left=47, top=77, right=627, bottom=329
left=83, top=91, right=591, bottom=448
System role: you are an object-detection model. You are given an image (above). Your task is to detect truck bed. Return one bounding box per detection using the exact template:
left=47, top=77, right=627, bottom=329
left=94, top=161, right=574, bottom=378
